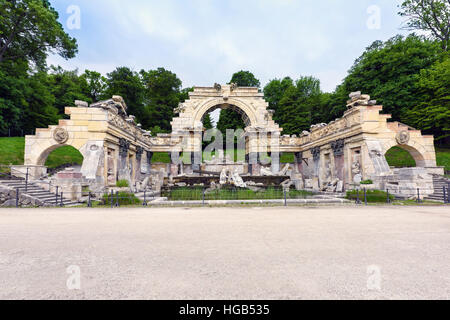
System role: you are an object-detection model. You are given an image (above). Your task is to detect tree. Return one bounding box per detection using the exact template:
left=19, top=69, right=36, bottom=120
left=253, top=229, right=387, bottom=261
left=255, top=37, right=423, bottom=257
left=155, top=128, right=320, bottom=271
left=203, top=113, right=214, bottom=130
left=216, top=108, right=246, bottom=136
left=277, top=76, right=322, bottom=135
left=399, top=0, right=450, bottom=51
left=229, top=70, right=261, bottom=88
left=0, top=0, right=78, bottom=68
left=217, top=71, right=261, bottom=134
left=179, top=87, right=193, bottom=103
left=47, top=66, right=90, bottom=114
left=80, top=70, right=107, bottom=102
left=402, top=57, right=450, bottom=143
left=339, top=34, right=445, bottom=121
left=22, top=71, right=59, bottom=133
left=104, top=67, right=146, bottom=125
left=0, top=61, right=26, bottom=135
left=140, top=67, right=182, bottom=132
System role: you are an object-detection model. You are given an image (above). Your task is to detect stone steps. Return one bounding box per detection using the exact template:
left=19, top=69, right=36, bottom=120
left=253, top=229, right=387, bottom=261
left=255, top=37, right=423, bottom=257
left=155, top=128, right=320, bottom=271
left=424, top=176, right=450, bottom=202
left=0, top=180, right=79, bottom=207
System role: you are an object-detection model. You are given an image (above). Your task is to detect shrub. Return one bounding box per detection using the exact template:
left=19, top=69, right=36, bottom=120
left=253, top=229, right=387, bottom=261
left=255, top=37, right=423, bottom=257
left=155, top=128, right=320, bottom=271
left=346, top=189, right=394, bottom=203
left=116, top=179, right=129, bottom=188
left=360, top=180, right=374, bottom=185
left=102, top=192, right=141, bottom=206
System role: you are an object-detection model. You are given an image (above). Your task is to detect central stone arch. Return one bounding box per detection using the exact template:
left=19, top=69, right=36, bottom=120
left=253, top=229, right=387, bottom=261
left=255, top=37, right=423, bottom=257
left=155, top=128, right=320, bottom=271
left=169, top=84, right=284, bottom=174
left=171, top=84, right=282, bottom=153
left=193, top=97, right=258, bottom=129
left=172, top=85, right=281, bottom=131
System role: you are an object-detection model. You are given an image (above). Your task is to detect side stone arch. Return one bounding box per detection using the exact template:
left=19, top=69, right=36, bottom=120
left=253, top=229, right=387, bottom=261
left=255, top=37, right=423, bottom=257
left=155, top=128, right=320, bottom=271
left=382, top=140, right=430, bottom=167
left=24, top=124, right=106, bottom=181
left=25, top=126, right=89, bottom=167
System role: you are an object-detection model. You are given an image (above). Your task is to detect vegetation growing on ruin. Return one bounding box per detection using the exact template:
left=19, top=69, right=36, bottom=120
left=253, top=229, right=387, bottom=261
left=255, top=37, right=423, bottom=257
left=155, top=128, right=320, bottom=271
left=162, top=187, right=314, bottom=201
left=346, top=190, right=395, bottom=203
left=116, top=180, right=130, bottom=188
left=102, top=192, right=141, bottom=206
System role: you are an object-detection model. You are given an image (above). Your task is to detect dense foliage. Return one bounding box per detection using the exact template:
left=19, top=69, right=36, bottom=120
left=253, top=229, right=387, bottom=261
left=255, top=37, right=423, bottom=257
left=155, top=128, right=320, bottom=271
left=263, top=34, right=449, bottom=144
left=216, top=70, right=261, bottom=135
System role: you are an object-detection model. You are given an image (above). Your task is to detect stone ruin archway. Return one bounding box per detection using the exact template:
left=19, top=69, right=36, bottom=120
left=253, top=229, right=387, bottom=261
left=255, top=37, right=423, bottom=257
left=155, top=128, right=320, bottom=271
left=18, top=89, right=443, bottom=198
left=170, top=84, right=284, bottom=174
left=172, top=84, right=279, bottom=133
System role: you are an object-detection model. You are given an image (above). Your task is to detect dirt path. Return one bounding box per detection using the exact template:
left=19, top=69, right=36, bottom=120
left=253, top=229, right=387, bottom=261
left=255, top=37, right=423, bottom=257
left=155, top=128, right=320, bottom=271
left=0, top=206, right=449, bottom=299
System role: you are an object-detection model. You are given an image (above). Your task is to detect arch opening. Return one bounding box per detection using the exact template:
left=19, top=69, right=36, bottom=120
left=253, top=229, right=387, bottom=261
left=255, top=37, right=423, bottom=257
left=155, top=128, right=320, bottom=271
left=39, top=145, right=84, bottom=171
left=201, top=104, right=251, bottom=128
left=385, top=145, right=426, bottom=168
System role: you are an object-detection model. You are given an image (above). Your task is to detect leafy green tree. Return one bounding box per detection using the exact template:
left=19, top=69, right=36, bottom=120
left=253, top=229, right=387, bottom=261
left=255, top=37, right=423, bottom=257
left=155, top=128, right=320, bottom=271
left=22, top=71, right=59, bottom=133
left=104, top=66, right=147, bottom=125
left=80, top=70, right=107, bottom=102
left=0, top=0, right=78, bottom=68
left=339, top=34, right=445, bottom=120
left=229, top=70, right=261, bottom=88
left=203, top=113, right=214, bottom=130
left=399, top=0, right=450, bottom=51
left=217, top=71, right=261, bottom=134
left=277, top=76, right=322, bottom=135
left=0, top=58, right=60, bottom=136
left=140, top=67, right=182, bottom=132
left=402, top=57, right=450, bottom=143
left=47, top=66, right=90, bottom=114
left=179, top=87, right=193, bottom=103
left=263, top=77, right=294, bottom=119
left=0, top=61, right=26, bottom=135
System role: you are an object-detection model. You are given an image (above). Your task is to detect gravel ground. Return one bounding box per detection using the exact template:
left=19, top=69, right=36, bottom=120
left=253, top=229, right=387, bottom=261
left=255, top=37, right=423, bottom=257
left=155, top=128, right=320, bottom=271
left=0, top=206, right=449, bottom=300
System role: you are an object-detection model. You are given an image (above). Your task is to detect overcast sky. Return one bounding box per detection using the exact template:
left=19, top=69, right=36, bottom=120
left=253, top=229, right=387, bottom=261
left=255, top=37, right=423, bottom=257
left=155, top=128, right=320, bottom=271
left=48, top=0, right=407, bottom=93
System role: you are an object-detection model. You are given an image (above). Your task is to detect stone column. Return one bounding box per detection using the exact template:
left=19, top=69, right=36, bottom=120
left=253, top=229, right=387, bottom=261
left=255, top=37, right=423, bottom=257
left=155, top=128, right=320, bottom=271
left=118, top=138, right=130, bottom=181
left=170, top=152, right=181, bottom=176
left=247, top=152, right=259, bottom=176
left=135, top=146, right=144, bottom=181
left=311, top=147, right=321, bottom=191
left=331, top=139, right=345, bottom=183
left=294, top=152, right=303, bottom=174
left=270, top=152, right=280, bottom=174
left=191, top=152, right=202, bottom=172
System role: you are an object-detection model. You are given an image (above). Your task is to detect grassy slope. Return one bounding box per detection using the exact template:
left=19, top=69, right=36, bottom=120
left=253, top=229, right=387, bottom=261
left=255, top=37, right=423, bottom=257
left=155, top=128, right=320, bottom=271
left=385, top=147, right=416, bottom=168
left=0, top=137, right=448, bottom=172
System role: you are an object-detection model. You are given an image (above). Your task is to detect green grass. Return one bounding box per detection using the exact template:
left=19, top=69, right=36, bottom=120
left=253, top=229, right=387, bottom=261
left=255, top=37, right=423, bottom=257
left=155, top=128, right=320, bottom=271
left=162, top=187, right=314, bottom=201
left=385, top=147, right=416, bottom=168
left=436, top=148, right=450, bottom=172
left=116, top=179, right=129, bottom=188
left=385, top=146, right=450, bottom=172
left=346, top=190, right=395, bottom=203
left=44, top=146, right=83, bottom=168
left=0, top=137, right=25, bottom=166
left=102, top=192, right=141, bottom=206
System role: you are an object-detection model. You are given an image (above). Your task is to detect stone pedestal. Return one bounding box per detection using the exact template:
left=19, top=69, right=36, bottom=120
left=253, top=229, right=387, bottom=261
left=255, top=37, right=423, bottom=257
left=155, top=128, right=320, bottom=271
left=54, top=168, right=83, bottom=201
